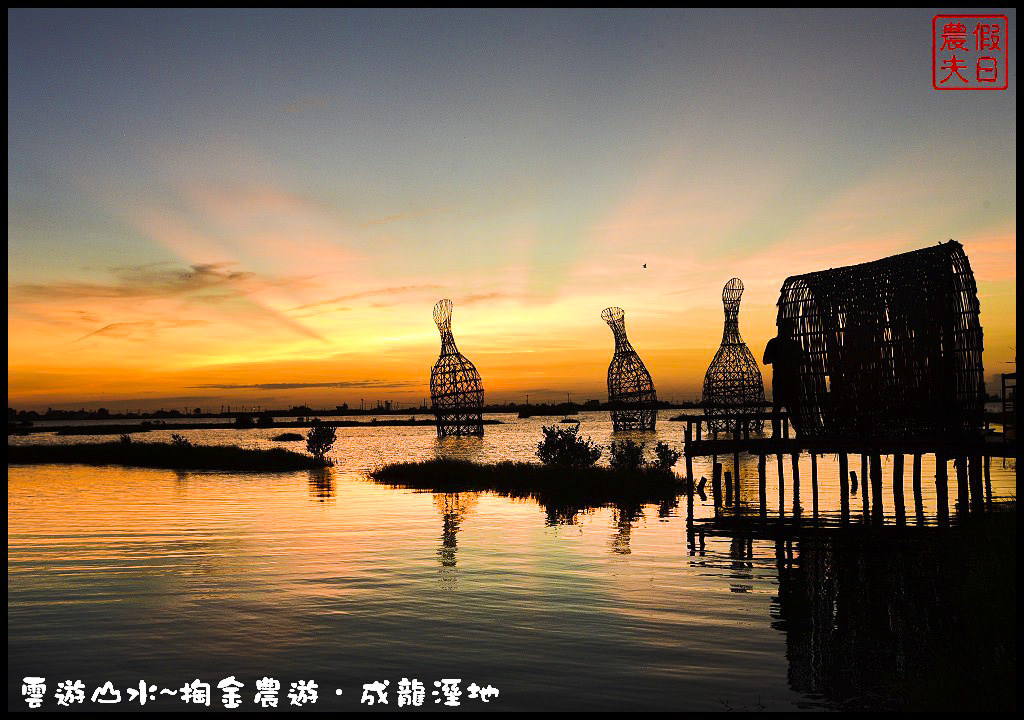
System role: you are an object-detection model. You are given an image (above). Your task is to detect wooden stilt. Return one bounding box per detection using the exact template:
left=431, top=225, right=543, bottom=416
left=810, top=453, right=819, bottom=518
left=791, top=453, right=800, bottom=515
left=838, top=453, right=849, bottom=521
left=870, top=454, right=883, bottom=518
left=935, top=453, right=949, bottom=525
left=912, top=453, right=924, bottom=524
left=954, top=456, right=968, bottom=511
left=758, top=454, right=767, bottom=517
left=777, top=453, right=785, bottom=514
left=969, top=455, right=983, bottom=512
left=860, top=454, right=869, bottom=515
left=893, top=453, right=905, bottom=525
left=712, top=462, right=723, bottom=507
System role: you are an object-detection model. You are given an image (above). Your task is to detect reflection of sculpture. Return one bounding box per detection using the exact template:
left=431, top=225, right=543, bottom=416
left=433, top=492, right=478, bottom=569
left=702, top=278, right=766, bottom=433
left=775, top=241, right=985, bottom=440
left=430, top=299, right=484, bottom=437
left=601, top=307, right=657, bottom=431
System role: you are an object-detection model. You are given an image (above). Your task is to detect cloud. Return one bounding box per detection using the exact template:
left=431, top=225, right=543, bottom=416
left=12, top=262, right=325, bottom=341
left=191, top=380, right=420, bottom=390
left=290, top=284, right=442, bottom=312
left=72, top=319, right=208, bottom=343
left=14, top=262, right=267, bottom=301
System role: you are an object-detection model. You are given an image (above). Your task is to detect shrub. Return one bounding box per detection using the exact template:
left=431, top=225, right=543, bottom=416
left=306, top=423, right=337, bottom=465
left=653, top=441, right=681, bottom=473
left=609, top=439, right=646, bottom=471
left=536, top=424, right=602, bottom=469
left=170, top=433, right=192, bottom=449
left=119, top=433, right=133, bottom=445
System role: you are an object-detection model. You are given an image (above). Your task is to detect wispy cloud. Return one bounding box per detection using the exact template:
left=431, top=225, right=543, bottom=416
left=12, top=262, right=325, bottom=341
left=73, top=319, right=207, bottom=343
left=290, top=284, right=442, bottom=312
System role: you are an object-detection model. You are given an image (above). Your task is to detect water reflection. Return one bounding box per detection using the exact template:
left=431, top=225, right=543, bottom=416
left=433, top=492, right=478, bottom=572
left=307, top=467, right=336, bottom=502
left=692, top=510, right=1016, bottom=711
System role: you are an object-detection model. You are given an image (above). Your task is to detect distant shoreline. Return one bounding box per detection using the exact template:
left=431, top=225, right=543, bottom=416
left=7, top=418, right=504, bottom=436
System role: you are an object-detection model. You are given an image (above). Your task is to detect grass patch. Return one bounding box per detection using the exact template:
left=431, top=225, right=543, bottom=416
left=7, top=441, right=327, bottom=471
left=271, top=432, right=305, bottom=441
left=370, top=458, right=683, bottom=521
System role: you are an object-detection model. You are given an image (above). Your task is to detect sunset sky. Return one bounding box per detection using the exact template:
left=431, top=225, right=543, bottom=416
left=8, top=9, right=1017, bottom=411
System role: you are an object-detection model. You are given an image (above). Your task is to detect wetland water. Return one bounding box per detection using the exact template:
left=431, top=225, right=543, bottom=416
left=8, top=412, right=1017, bottom=710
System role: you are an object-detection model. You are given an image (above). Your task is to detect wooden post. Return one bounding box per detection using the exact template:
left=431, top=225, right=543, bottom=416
left=810, top=453, right=819, bottom=518
left=912, top=453, right=924, bottom=524
left=984, top=454, right=992, bottom=508
left=893, top=453, right=905, bottom=525
left=758, top=454, right=767, bottom=517
left=777, top=452, right=785, bottom=513
left=791, top=453, right=800, bottom=515
left=870, top=454, right=883, bottom=519
left=724, top=470, right=733, bottom=506
left=935, top=453, right=949, bottom=525
left=954, top=456, right=968, bottom=512
left=838, top=453, right=849, bottom=521
left=733, top=424, right=741, bottom=500
left=860, top=453, right=869, bottom=515
left=712, top=462, right=723, bottom=507
left=685, top=421, right=694, bottom=487
left=969, top=455, right=983, bottom=512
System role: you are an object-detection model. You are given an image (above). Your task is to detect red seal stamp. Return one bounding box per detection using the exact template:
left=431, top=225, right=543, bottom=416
left=933, top=14, right=1009, bottom=90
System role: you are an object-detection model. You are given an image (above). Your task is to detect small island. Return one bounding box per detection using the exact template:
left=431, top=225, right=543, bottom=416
left=7, top=439, right=330, bottom=472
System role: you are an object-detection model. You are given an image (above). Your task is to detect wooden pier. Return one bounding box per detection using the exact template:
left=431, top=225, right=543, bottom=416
left=682, top=411, right=1015, bottom=522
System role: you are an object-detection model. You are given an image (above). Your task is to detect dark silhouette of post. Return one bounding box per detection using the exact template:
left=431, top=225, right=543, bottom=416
left=601, top=307, right=657, bottom=431
left=430, top=299, right=484, bottom=437
left=893, top=453, right=906, bottom=525
left=838, top=453, right=849, bottom=521
left=935, top=453, right=950, bottom=525
left=703, top=278, right=765, bottom=434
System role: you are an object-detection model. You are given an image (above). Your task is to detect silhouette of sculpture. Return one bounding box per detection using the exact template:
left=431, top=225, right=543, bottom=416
left=774, top=240, right=985, bottom=440
left=430, top=299, right=484, bottom=437
left=702, top=278, right=766, bottom=433
left=601, top=307, right=657, bottom=431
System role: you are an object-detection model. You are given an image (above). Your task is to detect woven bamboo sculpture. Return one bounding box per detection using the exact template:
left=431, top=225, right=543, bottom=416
left=702, top=278, right=766, bottom=433
left=602, top=306, right=657, bottom=431
left=430, top=299, right=484, bottom=437
left=774, top=240, right=985, bottom=440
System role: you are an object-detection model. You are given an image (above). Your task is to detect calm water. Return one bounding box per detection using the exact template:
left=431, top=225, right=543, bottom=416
left=8, top=413, right=1017, bottom=711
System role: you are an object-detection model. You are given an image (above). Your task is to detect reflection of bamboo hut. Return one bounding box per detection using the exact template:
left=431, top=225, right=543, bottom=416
left=775, top=240, right=984, bottom=440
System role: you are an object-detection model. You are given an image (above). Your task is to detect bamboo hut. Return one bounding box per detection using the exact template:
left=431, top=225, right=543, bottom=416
left=772, top=240, right=984, bottom=441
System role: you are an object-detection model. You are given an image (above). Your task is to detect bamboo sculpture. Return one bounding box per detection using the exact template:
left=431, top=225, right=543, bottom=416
left=602, top=306, right=657, bottom=431
left=430, top=299, right=484, bottom=437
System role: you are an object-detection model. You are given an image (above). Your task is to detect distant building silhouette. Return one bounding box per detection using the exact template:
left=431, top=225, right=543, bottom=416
left=430, top=299, right=484, bottom=437
left=601, top=306, right=657, bottom=431
left=773, top=240, right=985, bottom=440
left=702, top=278, right=766, bottom=433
